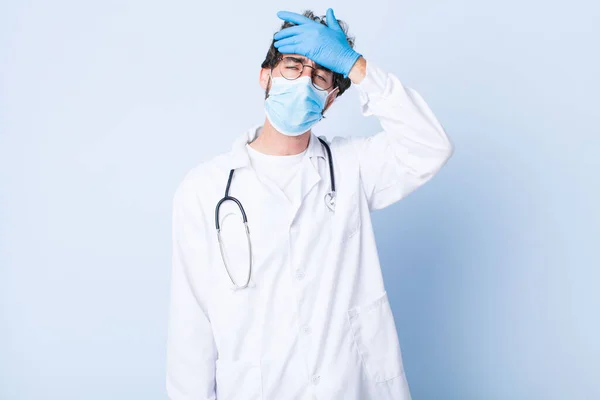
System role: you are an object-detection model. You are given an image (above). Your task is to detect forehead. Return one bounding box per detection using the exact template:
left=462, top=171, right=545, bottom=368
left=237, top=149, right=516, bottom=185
left=282, top=54, right=312, bottom=63
left=279, top=54, right=331, bottom=71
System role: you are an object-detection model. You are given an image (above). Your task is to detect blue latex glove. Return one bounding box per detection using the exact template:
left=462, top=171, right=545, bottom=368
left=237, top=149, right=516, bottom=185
left=273, top=8, right=362, bottom=78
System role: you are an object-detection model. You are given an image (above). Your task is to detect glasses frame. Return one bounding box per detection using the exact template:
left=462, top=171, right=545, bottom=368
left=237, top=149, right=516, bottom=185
left=272, top=55, right=337, bottom=92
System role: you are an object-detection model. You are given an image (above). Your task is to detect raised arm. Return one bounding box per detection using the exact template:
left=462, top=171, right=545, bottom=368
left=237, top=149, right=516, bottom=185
left=350, top=58, right=454, bottom=211
left=272, top=8, right=454, bottom=212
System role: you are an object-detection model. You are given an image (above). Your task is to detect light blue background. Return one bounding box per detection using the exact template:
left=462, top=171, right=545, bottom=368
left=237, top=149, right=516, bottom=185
left=1, top=1, right=598, bottom=399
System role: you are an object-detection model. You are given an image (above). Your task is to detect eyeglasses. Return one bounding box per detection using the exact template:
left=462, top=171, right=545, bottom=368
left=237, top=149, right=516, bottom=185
left=272, top=56, right=335, bottom=91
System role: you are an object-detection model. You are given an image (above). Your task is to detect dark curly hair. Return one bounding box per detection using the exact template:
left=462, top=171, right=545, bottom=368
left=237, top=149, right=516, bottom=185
left=261, top=9, right=356, bottom=100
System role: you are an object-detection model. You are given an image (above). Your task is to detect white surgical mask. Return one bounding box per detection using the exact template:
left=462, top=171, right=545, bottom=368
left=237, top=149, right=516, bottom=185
left=264, top=72, right=337, bottom=137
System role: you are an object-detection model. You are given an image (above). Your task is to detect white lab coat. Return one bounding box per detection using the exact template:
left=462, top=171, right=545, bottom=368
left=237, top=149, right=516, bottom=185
left=166, top=60, right=454, bottom=400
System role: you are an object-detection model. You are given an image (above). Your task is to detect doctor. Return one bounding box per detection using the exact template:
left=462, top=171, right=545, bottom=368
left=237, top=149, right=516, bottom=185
left=166, top=8, right=453, bottom=400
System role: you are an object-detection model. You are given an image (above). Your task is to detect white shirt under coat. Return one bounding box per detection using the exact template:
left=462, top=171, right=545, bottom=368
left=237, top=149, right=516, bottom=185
left=245, top=140, right=307, bottom=203
left=166, top=60, right=454, bottom=400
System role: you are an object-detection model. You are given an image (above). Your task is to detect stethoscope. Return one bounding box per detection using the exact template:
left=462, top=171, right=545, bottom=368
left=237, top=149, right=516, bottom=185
left=215, top=137, right=335, bottom=290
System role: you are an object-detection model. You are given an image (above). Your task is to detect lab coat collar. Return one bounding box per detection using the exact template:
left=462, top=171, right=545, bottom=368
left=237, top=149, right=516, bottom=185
left=227, top=124, right=326, bottom=171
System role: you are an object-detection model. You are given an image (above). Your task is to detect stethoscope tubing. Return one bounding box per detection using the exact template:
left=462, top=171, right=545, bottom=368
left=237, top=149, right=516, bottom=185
left=214, top=137, right=334, bottom=290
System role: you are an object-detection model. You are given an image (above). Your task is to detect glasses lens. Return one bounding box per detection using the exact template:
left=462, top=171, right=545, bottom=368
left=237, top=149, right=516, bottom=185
left=279, top=57, right=303, bottom=80
left=311, top=70, right=334, bottom=91
left=278, top=57, right=334, bottom=91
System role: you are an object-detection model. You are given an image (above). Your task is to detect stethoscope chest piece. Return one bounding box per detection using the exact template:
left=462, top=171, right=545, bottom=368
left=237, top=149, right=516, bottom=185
left=324, top=191, right=336, bottom=213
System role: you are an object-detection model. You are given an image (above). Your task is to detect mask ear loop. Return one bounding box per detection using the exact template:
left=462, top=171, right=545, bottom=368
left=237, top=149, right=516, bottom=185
left=327, top=86, right=340, bottom=98
left=265, top=69, right=273, bottom=99
left=321, top=86, right=340, bottom=119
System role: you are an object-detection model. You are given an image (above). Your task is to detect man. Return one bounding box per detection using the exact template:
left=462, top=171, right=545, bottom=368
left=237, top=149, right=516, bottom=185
left=166, top=8, right=453, bottom=400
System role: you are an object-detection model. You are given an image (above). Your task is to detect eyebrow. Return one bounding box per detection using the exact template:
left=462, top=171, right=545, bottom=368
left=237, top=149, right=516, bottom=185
left=285, top=56, right=332, bottom=73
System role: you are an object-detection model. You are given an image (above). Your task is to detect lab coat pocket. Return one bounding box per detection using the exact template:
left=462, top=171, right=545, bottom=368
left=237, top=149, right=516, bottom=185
left=215, top=359, right=263, bottom=400
left=347, top=291, right=405, bottom=383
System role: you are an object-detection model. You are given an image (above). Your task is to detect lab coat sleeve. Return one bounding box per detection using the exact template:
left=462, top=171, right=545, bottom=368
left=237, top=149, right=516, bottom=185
left=351, top=60, right=454, bottom=211
left=166, top=177, right=217, bottom=400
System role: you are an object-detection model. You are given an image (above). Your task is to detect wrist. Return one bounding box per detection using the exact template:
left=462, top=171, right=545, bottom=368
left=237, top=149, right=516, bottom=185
left=341, top=49, right=362, bottom=78
left=348, top=56, right=366, bottom=84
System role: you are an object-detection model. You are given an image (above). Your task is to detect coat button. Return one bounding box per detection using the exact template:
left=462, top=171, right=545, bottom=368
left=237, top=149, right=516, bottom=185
left=311, top=375, right=320, bottom=385
left=301, top=325, right=311, bottom=335
left=295, top=269, right=305, bottom=280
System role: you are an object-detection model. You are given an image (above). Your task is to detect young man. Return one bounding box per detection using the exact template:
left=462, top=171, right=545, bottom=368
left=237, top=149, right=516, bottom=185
left=166, top=8, right=453, bottom=400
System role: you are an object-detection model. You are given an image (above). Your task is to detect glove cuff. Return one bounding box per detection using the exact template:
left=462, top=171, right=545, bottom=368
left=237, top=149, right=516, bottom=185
left=342, top=50, right=362, bottom=79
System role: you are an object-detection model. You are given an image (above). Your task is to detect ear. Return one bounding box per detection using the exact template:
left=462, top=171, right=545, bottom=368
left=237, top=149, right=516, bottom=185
left=259, top=68, right=272, bottom=91
left=322, top=87, right=340, bottom=113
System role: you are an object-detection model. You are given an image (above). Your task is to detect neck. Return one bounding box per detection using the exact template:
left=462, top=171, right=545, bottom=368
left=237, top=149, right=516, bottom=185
left=249, top=118, right=310, bottom=156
